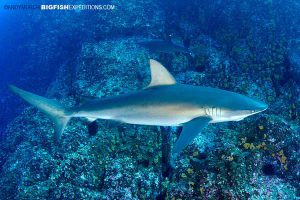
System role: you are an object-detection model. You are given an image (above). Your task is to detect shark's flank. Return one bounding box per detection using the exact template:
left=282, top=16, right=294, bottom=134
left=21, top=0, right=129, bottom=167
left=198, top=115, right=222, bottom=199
left=10, top=59, right=268, bottom=156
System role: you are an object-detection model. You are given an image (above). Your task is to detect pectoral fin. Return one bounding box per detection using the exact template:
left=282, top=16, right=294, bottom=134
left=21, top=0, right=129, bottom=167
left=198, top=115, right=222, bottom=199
left=172, top=117, right=211, bottom=156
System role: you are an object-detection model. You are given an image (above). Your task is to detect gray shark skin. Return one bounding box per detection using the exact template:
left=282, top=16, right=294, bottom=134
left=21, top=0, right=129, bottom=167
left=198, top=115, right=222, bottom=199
left=138, top=39, right=194, bottom=57
left=9, top=59, right=268, bottom=157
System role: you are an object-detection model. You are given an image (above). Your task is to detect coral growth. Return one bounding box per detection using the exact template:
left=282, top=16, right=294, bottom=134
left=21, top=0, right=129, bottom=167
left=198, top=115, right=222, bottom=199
left=1, top=0, right=300, bottom=199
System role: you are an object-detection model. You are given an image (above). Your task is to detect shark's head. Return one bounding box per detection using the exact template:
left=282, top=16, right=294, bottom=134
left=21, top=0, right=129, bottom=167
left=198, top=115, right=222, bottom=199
left=219, top=94, right=268, bottom=122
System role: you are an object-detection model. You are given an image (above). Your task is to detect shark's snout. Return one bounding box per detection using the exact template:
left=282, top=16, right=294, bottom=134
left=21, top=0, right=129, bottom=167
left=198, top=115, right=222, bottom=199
left=261, top=102, right=268, bottom=111
left=252, top=101, right=268, bottom=113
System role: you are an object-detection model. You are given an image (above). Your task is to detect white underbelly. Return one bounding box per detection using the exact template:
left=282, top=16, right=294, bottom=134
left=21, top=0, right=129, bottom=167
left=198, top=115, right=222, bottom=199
left=80, top=104, right=206, bottom=126
left=118, top=115, right=192, bottom=126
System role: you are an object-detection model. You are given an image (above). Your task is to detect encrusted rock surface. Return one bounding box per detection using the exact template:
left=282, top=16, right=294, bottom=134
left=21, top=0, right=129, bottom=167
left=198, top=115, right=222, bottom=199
left=1, top=0, right=300, bottom=199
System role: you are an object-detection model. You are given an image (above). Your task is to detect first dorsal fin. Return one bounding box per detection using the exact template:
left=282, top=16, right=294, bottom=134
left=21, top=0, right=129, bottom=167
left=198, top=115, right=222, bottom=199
left=147, top=59, right=176, bottom=88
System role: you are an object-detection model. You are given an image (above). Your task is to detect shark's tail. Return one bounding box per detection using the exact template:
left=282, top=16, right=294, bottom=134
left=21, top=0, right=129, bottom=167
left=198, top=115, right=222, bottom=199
left=9, top=85, right=72, bottom=141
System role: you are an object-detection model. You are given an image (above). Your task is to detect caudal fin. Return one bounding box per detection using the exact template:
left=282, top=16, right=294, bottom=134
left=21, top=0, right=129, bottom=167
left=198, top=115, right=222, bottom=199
left=9, top=85, right=71, bottom=141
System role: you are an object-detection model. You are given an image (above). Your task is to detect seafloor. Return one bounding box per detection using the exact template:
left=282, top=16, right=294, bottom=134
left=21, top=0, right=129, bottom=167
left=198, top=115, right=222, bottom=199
left=0, top=0, right=299, bottom=199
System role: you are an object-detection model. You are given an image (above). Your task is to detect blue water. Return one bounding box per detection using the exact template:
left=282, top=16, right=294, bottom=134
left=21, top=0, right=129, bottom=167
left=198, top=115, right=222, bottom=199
left=0, top=0, right=299, bottom=199
left=0, top=1, right=78, bottom=133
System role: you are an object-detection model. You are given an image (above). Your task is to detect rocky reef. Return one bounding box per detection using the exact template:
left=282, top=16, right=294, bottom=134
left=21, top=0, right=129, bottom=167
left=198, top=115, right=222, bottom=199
left=1, top=0, right=300, bottom=199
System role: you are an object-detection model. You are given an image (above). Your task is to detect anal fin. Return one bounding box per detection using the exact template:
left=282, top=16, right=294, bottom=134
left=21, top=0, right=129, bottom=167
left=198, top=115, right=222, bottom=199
left=87, top=120, right=98, bottom=136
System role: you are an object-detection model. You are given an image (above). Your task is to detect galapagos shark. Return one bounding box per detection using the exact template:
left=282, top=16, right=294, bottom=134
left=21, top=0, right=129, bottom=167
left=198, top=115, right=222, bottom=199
left=138, top=39, right=194, bottom=57
left=10, top=59, right=268, bottom=157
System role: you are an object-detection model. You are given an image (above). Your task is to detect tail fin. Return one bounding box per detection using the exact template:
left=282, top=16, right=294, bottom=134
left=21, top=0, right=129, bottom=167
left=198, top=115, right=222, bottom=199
left=9, top=85, right=71, bottom=141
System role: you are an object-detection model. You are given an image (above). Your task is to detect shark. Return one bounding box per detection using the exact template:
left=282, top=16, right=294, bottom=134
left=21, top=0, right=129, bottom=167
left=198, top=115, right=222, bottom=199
left=10, top=59, right=268, bottom=157
left=138, top=39, right=195, bottom=57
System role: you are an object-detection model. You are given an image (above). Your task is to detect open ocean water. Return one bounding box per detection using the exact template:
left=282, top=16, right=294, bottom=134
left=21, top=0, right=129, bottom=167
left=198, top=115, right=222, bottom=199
left=0, top=0, right=299, bottom=199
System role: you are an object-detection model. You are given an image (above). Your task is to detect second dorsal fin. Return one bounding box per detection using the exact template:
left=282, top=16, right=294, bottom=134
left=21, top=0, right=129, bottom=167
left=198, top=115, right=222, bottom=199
left=147, top=59, right=176, bottom=88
